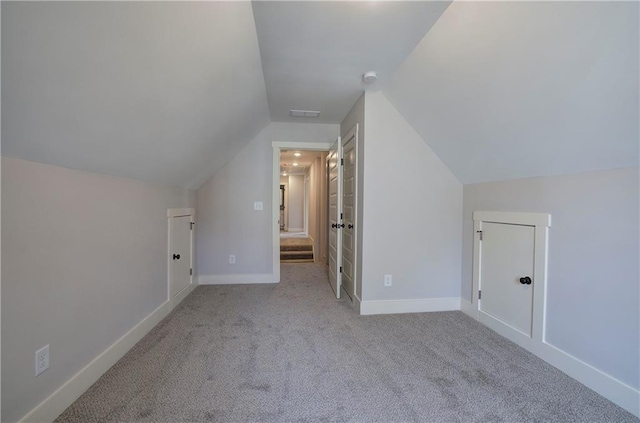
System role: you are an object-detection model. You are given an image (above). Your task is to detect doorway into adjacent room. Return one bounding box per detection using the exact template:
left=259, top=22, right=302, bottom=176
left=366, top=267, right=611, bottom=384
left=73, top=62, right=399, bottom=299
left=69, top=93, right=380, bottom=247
left=278, top=148, right=329, bottom=264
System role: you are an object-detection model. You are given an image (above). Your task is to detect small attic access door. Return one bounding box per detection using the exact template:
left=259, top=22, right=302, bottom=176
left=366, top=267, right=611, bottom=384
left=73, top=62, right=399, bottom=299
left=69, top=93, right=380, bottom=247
left=168, top=208, right=195, bottom=307
left=472, top=211, right=551, bottom=351
left=479, top=222, right=535, bottom=337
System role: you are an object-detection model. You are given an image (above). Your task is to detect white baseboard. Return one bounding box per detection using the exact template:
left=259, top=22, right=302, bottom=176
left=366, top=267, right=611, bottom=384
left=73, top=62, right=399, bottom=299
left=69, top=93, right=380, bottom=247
left=198, top=273, right=277, bottom=285
left=461, top=300, right=639, bottom=417
left=20, top=299, right=174, bottom=422
left=360, top=297, right=460, bottom=315
left=287, top=228, right=304, bottom=232
left=459, top=299, right=478, bottom=319
left=538, top=341, right=639, bottom=417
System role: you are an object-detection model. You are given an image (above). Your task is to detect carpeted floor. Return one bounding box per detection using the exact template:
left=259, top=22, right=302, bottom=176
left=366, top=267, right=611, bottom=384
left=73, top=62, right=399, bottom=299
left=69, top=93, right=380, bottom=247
left=56, top=263, right=637, bottom=422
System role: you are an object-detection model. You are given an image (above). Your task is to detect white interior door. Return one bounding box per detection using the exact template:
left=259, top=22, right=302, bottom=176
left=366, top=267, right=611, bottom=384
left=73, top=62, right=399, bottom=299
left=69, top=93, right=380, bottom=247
left=170, top=215, right=192, bottom=298
left=479, top=222, right=535, bottom=337
left=341, top=128, right=357, bottom=300
left=327, top=138, right=342, bottom=298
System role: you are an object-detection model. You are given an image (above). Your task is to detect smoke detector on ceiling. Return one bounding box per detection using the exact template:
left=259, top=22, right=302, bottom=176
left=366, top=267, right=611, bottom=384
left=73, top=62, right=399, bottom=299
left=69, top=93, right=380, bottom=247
left=363, top=71, right=378, bottom=83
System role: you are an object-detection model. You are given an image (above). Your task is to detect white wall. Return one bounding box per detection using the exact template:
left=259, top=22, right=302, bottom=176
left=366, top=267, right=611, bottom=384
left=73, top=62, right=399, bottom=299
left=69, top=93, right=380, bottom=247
left=287, top=175, right=305, bottom=231
left=463, top=167, right=639, bottom=389
left=196, top=122, right=339, bottom=280
left=2, top=157, right=195, bottom=422
left=361, top=92, right=462, bottom=302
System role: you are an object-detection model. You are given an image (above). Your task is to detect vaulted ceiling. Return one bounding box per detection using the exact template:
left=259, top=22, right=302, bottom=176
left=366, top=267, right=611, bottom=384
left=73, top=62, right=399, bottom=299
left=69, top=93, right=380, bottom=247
left=383, top=1, right=639, bottom=184
left=2, top=1, right=637, bottom=189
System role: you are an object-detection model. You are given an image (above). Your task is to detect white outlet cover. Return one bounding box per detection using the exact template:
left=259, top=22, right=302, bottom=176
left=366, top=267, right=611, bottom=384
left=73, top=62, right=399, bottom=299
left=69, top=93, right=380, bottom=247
left=229, top=255, right=236, bottom=264
left=35, top=344, right=50, bottom=376
left=254, top=201, right=263, bottom=211
left=384, top=275, right=393, bottom=286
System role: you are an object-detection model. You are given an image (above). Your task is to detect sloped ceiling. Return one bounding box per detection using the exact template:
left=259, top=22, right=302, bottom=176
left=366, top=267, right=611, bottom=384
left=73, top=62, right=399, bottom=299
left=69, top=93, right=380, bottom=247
left=3, top=1, right=637, bottom=189
left=2, top=2, right=270, bottom=189
left=252, top=0, right=451, bottom=123
left=383, top=1, right=639, bottom=184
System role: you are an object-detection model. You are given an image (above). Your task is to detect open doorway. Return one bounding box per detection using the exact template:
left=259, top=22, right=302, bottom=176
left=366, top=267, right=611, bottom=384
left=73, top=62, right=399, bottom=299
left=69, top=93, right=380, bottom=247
left=271, top=141, right=333, bottom=282
left=279, top=149, right=329, bottom=263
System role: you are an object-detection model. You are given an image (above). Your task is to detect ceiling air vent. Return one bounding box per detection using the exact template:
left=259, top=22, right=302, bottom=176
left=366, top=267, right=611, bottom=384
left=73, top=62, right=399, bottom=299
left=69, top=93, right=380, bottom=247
left=290, top=110, right=321, bottom=118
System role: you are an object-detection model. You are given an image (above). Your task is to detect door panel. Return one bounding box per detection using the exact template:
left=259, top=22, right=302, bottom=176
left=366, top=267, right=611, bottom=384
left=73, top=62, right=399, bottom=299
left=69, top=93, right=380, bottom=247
left=480, top=222, right=535, bottom=336
left=341, top=131, right=356, bottom=300
left=170, top=215, right=192, bottom=297
left=327, top=139, right=341, bottom=298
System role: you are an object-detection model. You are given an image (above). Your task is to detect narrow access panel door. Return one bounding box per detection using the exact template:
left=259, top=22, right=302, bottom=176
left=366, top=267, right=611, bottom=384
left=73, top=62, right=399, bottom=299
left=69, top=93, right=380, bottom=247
left=170, top=215, right=192, bottom=298
left=480, top=222, right=535, bottom=337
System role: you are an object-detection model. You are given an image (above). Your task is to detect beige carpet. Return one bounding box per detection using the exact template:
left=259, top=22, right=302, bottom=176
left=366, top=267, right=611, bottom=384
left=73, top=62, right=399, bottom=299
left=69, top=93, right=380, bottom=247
left=55, top=264, right=637, bottom=422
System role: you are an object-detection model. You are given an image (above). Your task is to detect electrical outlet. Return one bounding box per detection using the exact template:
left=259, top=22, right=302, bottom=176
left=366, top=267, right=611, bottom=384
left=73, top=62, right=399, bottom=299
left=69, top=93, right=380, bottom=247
left=229, top=254, right=236, bottom=264
left=254, top=201, right=263, bottom=211
left=384, top=275, right=393, bottom=287
left=35, top=344, right=50, bottom=376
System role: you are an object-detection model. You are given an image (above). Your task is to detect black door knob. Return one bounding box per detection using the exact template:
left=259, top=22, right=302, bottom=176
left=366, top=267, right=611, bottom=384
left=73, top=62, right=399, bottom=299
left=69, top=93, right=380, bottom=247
left=348, top=224, right=354, bottom=229
left=331, top=223, right=337, bottom=228
left=338, top=223, right=345, bottom=228
left=173, top=254, right=180, bottom=260
left=520, top=276, right=532, bottom=285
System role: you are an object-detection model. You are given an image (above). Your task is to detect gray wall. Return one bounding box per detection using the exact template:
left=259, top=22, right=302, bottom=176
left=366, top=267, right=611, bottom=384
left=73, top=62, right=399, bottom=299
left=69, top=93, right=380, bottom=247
left=361, top=92, right=462, bottom=301
left=463, top=167, right=639, bottom=389
left=196, top=122, right=339, bottom=278
left=2, top=157, right=195, bottom=422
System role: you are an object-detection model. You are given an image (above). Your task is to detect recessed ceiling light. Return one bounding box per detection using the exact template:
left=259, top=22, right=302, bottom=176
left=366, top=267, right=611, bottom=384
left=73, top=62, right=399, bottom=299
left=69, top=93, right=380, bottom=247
left=292, top=163, right=299, bottom=166
left=363, top=71, right=378, bottom=83
left=294, top=152, right=301, bottom=157
left=290, top=110, right=321, bottom=118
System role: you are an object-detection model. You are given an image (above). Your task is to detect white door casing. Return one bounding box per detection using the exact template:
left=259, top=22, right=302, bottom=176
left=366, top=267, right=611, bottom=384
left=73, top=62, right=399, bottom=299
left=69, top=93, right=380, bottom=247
left=472, top=211, right=551, bottom=351
left=271, top=141, right=334, bottom=283
left=327, top=138, right=342, bottom=298
left=341, top=126, right=358, bottom=300
left=168, top=208, right=194, bottom=307
left=479, top=222, right=535, bottom=337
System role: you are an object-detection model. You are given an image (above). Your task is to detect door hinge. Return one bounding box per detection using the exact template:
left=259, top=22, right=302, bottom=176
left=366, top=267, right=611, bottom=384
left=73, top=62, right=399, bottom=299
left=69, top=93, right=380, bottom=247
left=478, top=290, right=481, bottom=300
left=190, top=268, right=193, bottom=276
left=476, top=230, right=483, bottom=241
left=190, top=222, right=195, bottom=230
left=340, top=158, right=344, bottom=166
left=339, top=266, right=343, bottom=273
left=340, top=212, right=343, bottom=220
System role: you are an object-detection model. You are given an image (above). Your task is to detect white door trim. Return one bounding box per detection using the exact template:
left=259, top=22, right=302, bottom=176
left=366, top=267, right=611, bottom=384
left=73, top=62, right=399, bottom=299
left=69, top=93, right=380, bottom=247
left=167, top=208, right=195, bottom=309
left=472, top=210, right=551, bottom=350
left=272, top=141, right=333, bottom=283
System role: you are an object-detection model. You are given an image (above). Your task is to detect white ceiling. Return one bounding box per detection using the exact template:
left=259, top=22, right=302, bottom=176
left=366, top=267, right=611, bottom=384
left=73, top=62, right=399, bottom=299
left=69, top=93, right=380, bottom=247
left=383, top=1, right=639, bottom=184
left=2, top=2, right=270, bottom=189
left=252, top=0, right=451, bottom=123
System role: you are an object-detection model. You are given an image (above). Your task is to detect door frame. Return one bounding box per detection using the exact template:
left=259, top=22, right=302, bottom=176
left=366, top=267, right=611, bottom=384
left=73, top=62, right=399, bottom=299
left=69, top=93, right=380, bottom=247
left=272, top=142, right=333, bottom=283
left=167, top=208, right=195, bottom=308
left=471, top=211, right=551, bottom=351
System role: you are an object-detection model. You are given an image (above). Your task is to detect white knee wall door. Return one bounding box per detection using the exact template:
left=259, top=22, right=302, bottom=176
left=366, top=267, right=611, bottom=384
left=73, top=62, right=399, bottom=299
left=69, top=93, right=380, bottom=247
left=168, top=208, right=195, bottom=307
left=472, top=211, right=550, bottom=350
